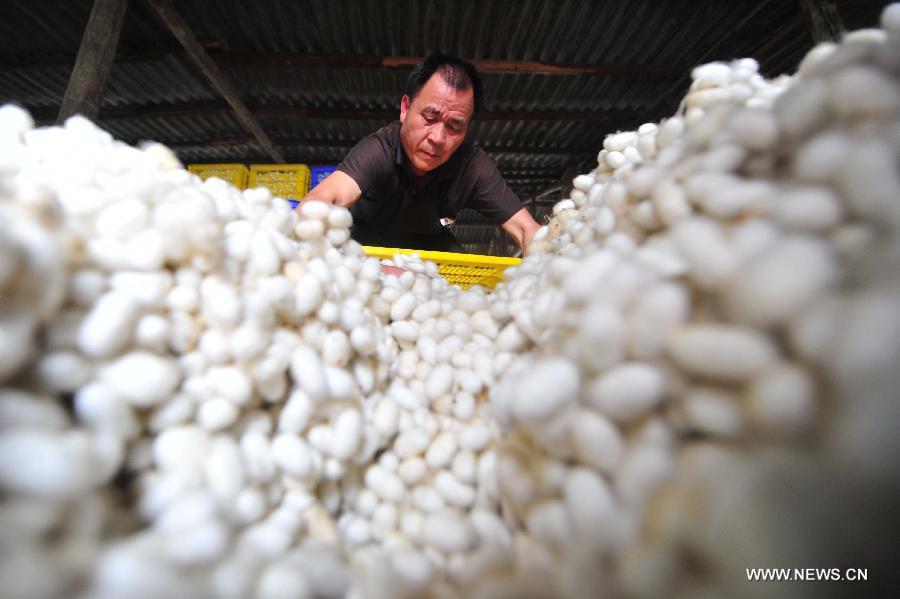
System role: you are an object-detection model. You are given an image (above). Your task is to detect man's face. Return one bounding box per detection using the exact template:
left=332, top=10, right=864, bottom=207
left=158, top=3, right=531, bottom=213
left=399, top=72, right=474, bottom=177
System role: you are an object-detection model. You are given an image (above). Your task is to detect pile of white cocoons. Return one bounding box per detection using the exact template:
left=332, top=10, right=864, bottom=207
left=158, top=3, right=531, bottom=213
left=2, top=6, right=900, bottom=599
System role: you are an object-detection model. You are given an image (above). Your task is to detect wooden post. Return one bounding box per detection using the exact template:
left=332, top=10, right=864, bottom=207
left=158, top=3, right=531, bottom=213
left=57, top=0, right=129, bottom=123
left=144, top=0, right=285, bottom=162
left=799, top=0, right=845, bottom=43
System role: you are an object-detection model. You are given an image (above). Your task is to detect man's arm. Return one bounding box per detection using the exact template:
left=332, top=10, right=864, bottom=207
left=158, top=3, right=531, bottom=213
left=299, top=171, right=362, bottom=210
left=501, top=207, right=542, bottom=255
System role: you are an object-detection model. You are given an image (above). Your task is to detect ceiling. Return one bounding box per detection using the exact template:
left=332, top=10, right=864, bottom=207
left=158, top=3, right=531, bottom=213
left=0, top=0, right=887, bottom=254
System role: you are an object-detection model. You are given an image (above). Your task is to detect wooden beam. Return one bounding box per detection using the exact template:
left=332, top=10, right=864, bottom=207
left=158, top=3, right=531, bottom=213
left=164, top=136, right=598, bottom=157
left=32, top=101, right=635, bottom=123
left=4, top=49, right=681, bottom=78
left=798, top=0, right=844, bottom=43
left=143, top=0, right=284, bottom=162
left=217, top=54, right=682, bottom=77
left=57, top=0, right=129, bottom=123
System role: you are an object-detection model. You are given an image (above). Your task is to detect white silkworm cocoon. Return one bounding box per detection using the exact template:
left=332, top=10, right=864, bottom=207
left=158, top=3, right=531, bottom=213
left=747, top=363, right=816, bottom=433
left=77, top=291, right=139, bottom=357
left=390, top=549, right=432, bottom=588
left=423, top=511, right=476, bottom=553
left=307, top=425, right=333, bottom=455
left=390, top=292, right=417, bottom=321
left=570, top=409, right=623, bottom=474
left=250, top=229, right=281, bottom=275
left=606, top=151, right=626, bottom=169
left=585, top=363, right=666, bottom=422
left=326, top=227, right=350, bottom=246
left=425, top=364, right=454, bottom=401
left=295, top=273, right=324, bottom=316
left=372, top=502, right=398, bottom=538
left=774, top=77, right=829, bottom=141
left=562, top=467, right=617, bottom=543
left=509, top=358, right=579, bottom=423
left=411, top=300, right=440, bottom=323
left=68, top=269, right=107, bottom=308
left=110, top=271, right=172, bottom=308
left=289, top=345, right=327, bottom=402
left=271, top=433, right=314, bottom=478
left=33, top=351, right=91, bottom=393
left=100, top=351, right=180, bottom=408
left=398, top=456, right=427, bottom=486
left=724, top=237, right=835, bottom=326
left=255, top=564, right=313, bottom=599
left=197, top=398, right=239, bottom=431
left=828, top=65, right=900, bottom=119
left=681, top=387, right=744, bottom=437
left=134, top=314, right=169, bottom=351
left=209, top=366, right=253, bottom=406
left=771, top=186, right=842, bottom=231
left=604, top=131, right=639, bottom=152
left=205, top=436, right=244, bottom=503
left=322, top=330, right=351, bottom=367
left=623, top=146, right=643, bottom=164
left=379, top=450, right=400, bottom=471
left=553, top=199, right=575, bottom=214
left=94, top=198, right=149, bottom=239
left=0, top=430, right=95, bottom=498
left=278, top=389, right=313, bottom=434
left=0, top=391, right=67, bottom=434
left=300, top=200, right=331, bottom=221
left=667, top=324, right=778, bottom=381
left=627, top=165, right=663, bottom=198
left=372, top=397, right=400, bottom=438
left=149, top=393, right=193, bottom=432
left=433, top=471, right=476, bottom=507
left=394, top=429, right=431, bottom=458
left=127, top=229, right=166, bottom=270
left=324, top=366, right=356, bottom=401
left=727, top=107, right=778, bottom=150
left=72, top=383, right=136, bottom=440
left=452, top=391, right=477, bottom=421
left=295, top=219, right=325, bottom=240
left=167, top=284, right=198, bottom=313
left=425, top=431, right=458, bottom=469
left=572, top=304, right=626, bottom=371
left=526, top=500, right=571, bottom=546
left=330, top=409, right=362, bottom=460
left=153, top=425, right=211, bottom=471
left=612, top=451, right=672, bottom=534
left=235, top=487, right=267, bottom=524
left=390, top=321, right=419, bottom=343
left=671, top=217, right=739, bottom=289
left=364, top=465, right=406, bottom=502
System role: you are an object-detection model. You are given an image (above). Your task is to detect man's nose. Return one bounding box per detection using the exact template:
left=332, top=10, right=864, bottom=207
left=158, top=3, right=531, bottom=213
left=427, top=125, right=446, bottom=146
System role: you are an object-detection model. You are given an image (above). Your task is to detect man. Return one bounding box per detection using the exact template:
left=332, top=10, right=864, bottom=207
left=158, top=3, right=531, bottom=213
left=300, top=54, right=541, bottom=254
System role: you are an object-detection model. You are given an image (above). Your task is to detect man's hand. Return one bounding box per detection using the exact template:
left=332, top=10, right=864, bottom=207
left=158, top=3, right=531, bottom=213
left=296, top=170, right=362, bottom=214
left=501, top=207, right=542, bottom=255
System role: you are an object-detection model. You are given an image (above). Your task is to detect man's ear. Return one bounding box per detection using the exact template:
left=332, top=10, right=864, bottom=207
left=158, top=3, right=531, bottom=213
left=400, top=95, right=410, bottom=123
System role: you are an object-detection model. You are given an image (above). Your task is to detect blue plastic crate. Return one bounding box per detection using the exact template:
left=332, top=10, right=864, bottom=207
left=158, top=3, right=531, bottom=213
left=310, top=165, right=338, bottom=190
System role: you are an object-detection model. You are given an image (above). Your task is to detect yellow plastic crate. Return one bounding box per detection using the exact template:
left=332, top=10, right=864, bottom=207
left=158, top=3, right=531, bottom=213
left=363, top=246, right=521, bottom=290
left=249, top=164, right=311, bottom=202
left=188, top=163, right=249, bottom=189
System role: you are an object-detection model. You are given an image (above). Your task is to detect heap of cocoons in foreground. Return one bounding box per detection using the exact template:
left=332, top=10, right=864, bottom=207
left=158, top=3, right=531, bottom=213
left=3, top=7, right=900, bottom=599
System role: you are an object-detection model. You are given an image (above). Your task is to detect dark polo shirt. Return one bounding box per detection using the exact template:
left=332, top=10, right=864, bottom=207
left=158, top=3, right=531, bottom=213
left=337, top=121, right=523, bottom=252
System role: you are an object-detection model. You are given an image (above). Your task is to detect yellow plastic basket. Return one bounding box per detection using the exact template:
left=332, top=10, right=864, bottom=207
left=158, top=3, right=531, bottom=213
left=188, top=163, right=249, bottom=189
left=363, top=246, right=521, bottom=290
left=249, top=164, right=311, bottom=202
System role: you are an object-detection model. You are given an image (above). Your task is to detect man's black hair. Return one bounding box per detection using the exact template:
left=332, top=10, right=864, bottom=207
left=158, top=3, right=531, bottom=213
left=404, top=53, right=483, bottom=114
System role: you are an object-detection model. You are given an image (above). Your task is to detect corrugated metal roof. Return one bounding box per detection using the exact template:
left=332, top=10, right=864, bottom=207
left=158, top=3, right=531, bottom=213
left=0, top=0, right=888, bottom=254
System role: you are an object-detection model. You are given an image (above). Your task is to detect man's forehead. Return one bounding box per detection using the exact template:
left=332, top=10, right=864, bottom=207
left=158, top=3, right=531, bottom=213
left=412, top=75, right=474, bottom=115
